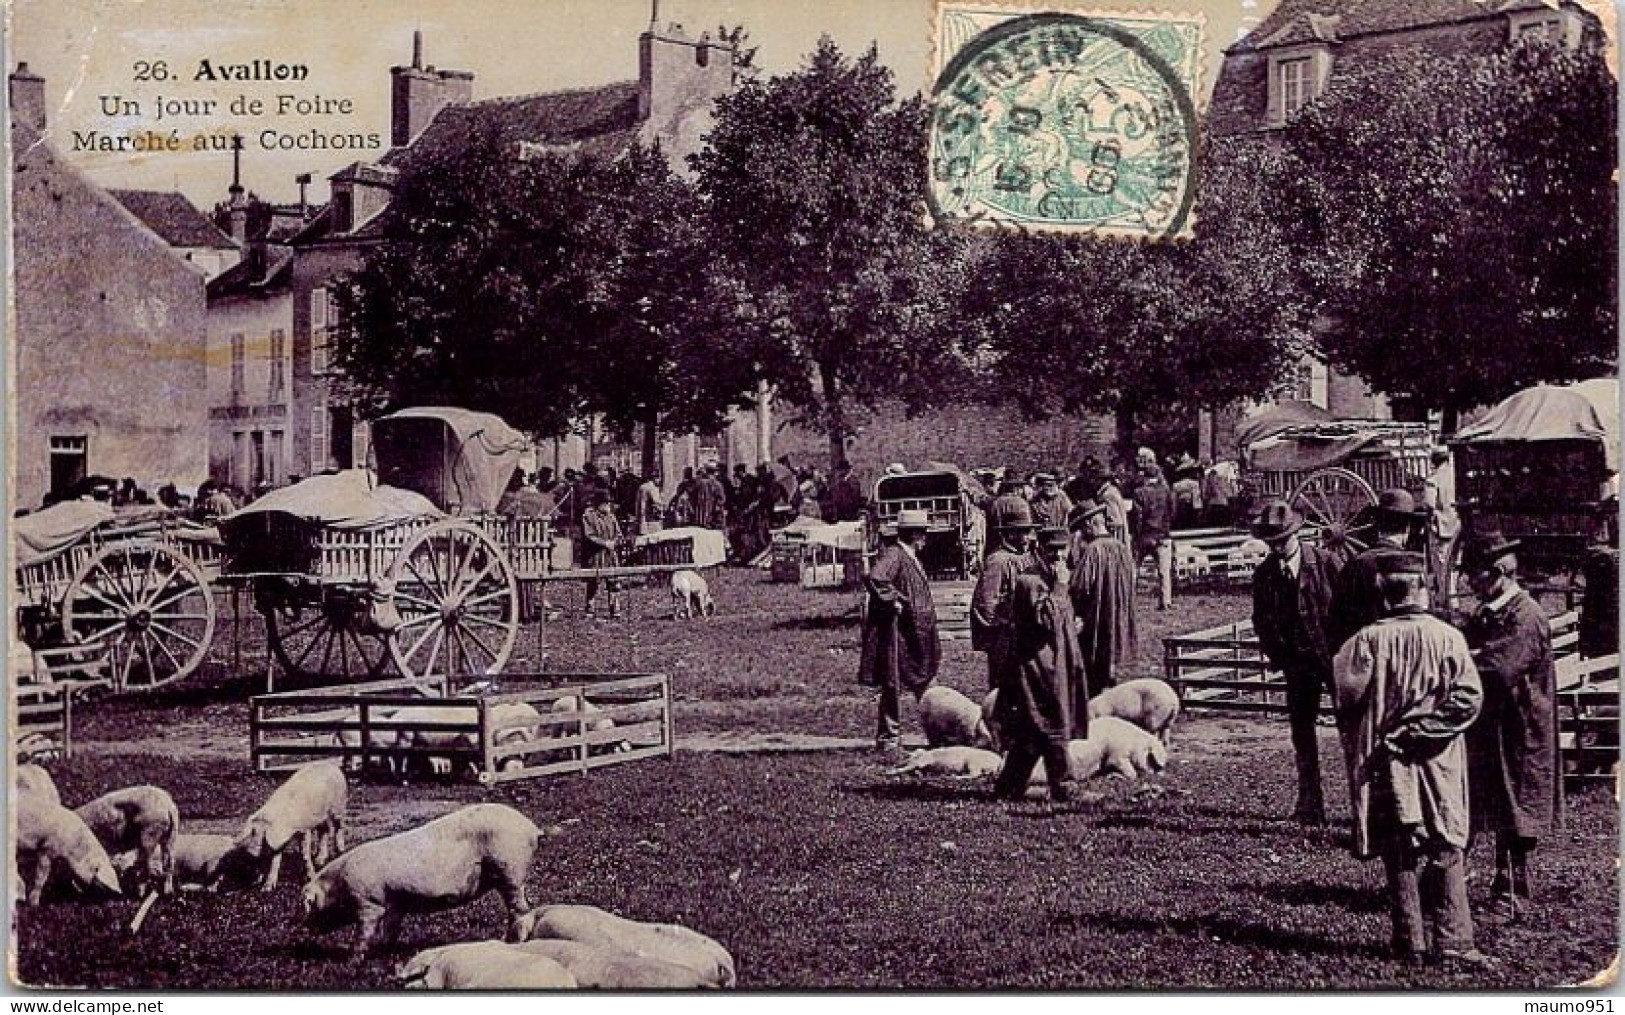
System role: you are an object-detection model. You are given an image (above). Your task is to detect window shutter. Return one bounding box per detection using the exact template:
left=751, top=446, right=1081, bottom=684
left=311, top=405, right=329, bottom=473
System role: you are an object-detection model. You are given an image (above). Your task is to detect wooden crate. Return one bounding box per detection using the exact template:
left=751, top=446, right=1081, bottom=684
left=249, top=672, right=671, bottom=784
left=1170, top=527, right=1265, bottom=590
left=934, top=581, right=973, bottom=643
left=1556, top=653, right=1619, bottom=784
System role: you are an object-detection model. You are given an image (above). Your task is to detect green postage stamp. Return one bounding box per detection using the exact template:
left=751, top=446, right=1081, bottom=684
left=927, top=4, right=1204, bottom=240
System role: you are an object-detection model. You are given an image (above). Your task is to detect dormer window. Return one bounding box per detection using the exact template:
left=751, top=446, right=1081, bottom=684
left=1265, top=45, right=1332, bottom=126
left=1507, top=7, right=1576, bottom=46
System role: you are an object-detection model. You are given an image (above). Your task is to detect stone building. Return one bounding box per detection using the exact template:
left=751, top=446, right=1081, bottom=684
left=9, top=63, right=210, bottom=507
left=1204, top=0, right=1603, bottom=451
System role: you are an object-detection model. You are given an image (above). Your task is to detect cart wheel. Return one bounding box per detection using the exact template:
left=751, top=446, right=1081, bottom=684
left=387, top=521, right=519, bottom=682
left=61, top=541, right=216, bottom=692
left=261, top=585, right=394, bottom=683
left=1290, top=468, right=1378, bottom=551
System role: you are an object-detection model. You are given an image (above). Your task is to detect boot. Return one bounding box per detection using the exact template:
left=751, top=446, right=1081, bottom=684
left=1292, top=749, right=1326, bottom=825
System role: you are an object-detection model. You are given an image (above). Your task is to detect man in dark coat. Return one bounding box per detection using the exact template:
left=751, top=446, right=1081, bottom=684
left=1067, top=500, right=1138, bottom=692
left=1251, top=499, right=1344, bottom=825
left=687, top=466, right=727, bottom=530
left=1328, top=488, right=1421, bottom=651
left=972, top=496, right=1038, bottom=690
left=1130, top=450, right=1175, bottom=610
left=992, top=527, right=1087, bottom=804
left=580, top=489, right=623, bottom=618
left=1460, top=533, right=1556, bottom=922
left=1028, top=472, right=1073, bottom=530
left=858, top=510, right=941, bottom=755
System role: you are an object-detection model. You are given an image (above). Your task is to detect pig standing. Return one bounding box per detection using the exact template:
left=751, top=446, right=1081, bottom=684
left=236, top=761, right=348, bottom=890
left=16, top=793, right=122, bottom=905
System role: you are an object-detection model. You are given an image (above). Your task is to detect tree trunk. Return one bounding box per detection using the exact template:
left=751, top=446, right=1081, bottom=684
left=1440, top=404, right=1461, bottom=438
left=1113, top=403, right=1138, bottom=473
left=640, top=409, right=659, bottom=479
left=821, top=365, right=846, bottom=474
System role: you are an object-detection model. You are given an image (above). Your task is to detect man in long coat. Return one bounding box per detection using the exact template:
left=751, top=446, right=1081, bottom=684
left=991, top=527, right=1087, bottom=803
left=580, top=489, right=623, bottom=618
left=1067, top=500, right=1137, bottom=692
left=972, top=496, right=1037, bottom=690
left=1460, top=533, right=1556, bottom=922
left=1251, top=499, right=1343, bottom=824
left=858, top=510, right=941, bottom=755
left=1328, top=488, right=1421, bottom=651
left=687, top=466, right=727, bottom=530
left=1028, top=472, right=1073, bottom=530
left=1332, top=552, right=1489, bottom=967
left=1130, top=451, right=1175, bottom=610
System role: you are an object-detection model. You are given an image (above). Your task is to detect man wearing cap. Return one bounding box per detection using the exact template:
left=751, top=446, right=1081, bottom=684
left=1251, top=499, right=1344, bottom=824
left=1131, top=450, right=1176, bottom=610
left=1028, top=472, right=1073, bottom=530
left=858, top=509, right=942, bottom=756
left=972, top=496, right=1038, bottom=691
left=581, top=489, right=624, bottom=618
left=1068, top=500, right=1138, bottom=692
left=1329, top=488, right=1422, bottom=651
left=1459, top=532, right=1556, bottom=923
left=992, top=527, right=1086, bottom=804
left=1332, top=551, right=1489, bottom=967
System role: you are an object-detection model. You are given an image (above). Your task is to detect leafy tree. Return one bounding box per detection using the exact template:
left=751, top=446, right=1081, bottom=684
left=693, top=38, right=973, bottom=471
left=1274, top=36, right=1617, bottom=429
left=335, top=129, right=753, bottom=473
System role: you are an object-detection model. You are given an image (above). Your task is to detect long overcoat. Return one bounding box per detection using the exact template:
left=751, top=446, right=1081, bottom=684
left=1068, top=535, right=1138, bottom=690
left=1463, top=589, right=1557, bottom=841
left=997, top=571, right=1089, bottom=745
left=858, top=545, right=941, bottom=695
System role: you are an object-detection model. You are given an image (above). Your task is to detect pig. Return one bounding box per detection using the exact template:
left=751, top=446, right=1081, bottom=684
left=512, top=904, right=734, bottom=988
left=547, top=695, right=629, bottom=756
left=74, top=786, right=179, bottom=897
left=15, top=763, right=60, bottom=807
left=16, top=793, right=121, bottom=905
left=398, top=940, right=578, bottom=990
left=669, top=570, right=716, bottom=620
left=980, top=689, right=1004, bottom=753
left=1087, top=678, right=1181, bottom=747
left=1029, top=717, right=1170, bottom=786
left=383, top=704, right=482, bottom=776
left=112, top=833, right=256, bottom=893
left=883, top=746, right=1003, bottom=779
left=236, top=761, right=348, bottom=890
left=300, top=803, right=544, bottom=958
left=918, top=686, right=992, bottom=748
left=513, top=939, right=718, bottom=989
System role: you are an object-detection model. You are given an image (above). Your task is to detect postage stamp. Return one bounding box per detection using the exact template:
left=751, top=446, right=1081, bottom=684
left=927, top=4, right=1204, bottom=239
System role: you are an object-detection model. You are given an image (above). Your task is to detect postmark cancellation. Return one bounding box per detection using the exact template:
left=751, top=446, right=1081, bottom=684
left=927, top=4, right=1204, bottom=240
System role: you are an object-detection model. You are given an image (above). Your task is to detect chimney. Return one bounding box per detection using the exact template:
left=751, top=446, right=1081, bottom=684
left=389, top=34, right=473, bottom=148
left=637, top=23, right=732, bottom=129
left=295, top=172, right=312, bottom=218
left=9, top=62, right=46, bottom=132
left=227, top=134, right=248, bottom=246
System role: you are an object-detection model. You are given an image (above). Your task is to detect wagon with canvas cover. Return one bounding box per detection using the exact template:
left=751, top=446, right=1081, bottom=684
left=867, top=464, right=987, bottom=581
left=12, top=500, right=224, bottom=692
left=223, top=407, right=550, bottom=685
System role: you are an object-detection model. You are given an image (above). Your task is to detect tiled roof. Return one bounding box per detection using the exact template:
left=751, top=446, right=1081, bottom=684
left=109, top=189, right=238, bottom=249
left=206, top=245, right=293, bottom=299
left=379, top=81, right=642, bottom=172
left=1233, top=0, right=1516, bottom=51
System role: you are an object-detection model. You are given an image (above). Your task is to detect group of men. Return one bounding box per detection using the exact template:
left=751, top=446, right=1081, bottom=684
left=1249, top=487, right=1556, bottom=967
left=857, top=483, right=1140, bottom=806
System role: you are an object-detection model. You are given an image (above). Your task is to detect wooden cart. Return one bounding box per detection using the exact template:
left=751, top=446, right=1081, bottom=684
left=1242, top=420, right=1434, bottom=546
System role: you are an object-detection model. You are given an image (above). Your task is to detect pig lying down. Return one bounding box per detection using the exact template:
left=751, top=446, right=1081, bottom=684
left=512, top=903, right=736, bottom=988
left=301, top=803, right=546, bottom=958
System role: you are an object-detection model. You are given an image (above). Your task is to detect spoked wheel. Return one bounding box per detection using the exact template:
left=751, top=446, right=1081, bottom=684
left=61, top=541, right=217, bottom=691
left=387, top=521, right=518, bottom=682
left=1291, top=467, right=1378, bottom=553
left=259, top=582, right=395, bottom=683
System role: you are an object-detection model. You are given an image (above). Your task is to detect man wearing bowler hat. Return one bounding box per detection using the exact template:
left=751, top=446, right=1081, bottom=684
left=1329, top=487, right=1423, bottom=651
left=972, top=497, right=1039, bottom=691
left=1067, top=499, right=1138, bottom=692
left=858, top=509, right=941, bottom=757
left=1459, top=531, right=1556, bottom=923
left=1251, top=498, right=1344, bottom=824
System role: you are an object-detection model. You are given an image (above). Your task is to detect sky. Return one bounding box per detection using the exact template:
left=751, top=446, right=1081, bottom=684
left=7, top=0, right=1259, bottom=211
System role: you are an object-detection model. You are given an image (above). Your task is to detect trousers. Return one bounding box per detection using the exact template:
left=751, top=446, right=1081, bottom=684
left=993, top=727, right=1071, bottom=800
left=1382, top=836, right=1474, bottom=957
left=875, top=678, right=902, bottom=749
left=1283, top=662, right=1329, bottom=819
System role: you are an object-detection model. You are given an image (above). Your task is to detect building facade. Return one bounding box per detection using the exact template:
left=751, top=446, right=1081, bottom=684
left=9, top=64, right=210, bottom=508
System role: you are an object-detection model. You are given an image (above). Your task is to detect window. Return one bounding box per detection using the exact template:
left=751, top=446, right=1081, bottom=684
left=268, top=430, right=285, bottom=485
left=233, top=430, right=249, bottom=489
left=1516, top=18, right=1561, bottom=40
left=251, top=431, right=267, bottom=488
left=230, top=332, right=246, bottom=394
left=49, top=435, right=88, bottom=497
left=1278, top=57, right=1313, bottom=120
left=269, top=328, right=286, bottom=400
left=310, top=288, right=337, bottom=375
left=311, top=403, right=329, bottom=473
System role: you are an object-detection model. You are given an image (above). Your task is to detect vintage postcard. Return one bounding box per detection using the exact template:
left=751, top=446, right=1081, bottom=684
left=4, top=0, right=1619, bottom=996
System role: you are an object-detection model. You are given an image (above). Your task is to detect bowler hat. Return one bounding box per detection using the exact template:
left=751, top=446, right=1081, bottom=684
left=1251, top=499, right=1303, bottom=541
left=1460, top=531, right=1521, bottom=573
left=1374, top=551, right=1428, bottom=577
left=991, top=498, right=1038, bottom=530
left=1067, top=500, right=1107, bottom=531
left=895, top=509, right=931, bottom=532
left=1037, top=526, right=1070, bottom=550
left=1033, top=471, right=1057, bottom=485
left=1375, top=488, right=1421, bottom=519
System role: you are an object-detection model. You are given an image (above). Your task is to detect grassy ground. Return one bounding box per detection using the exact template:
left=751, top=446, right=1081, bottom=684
left=18, top=568, right=1618, bottom=990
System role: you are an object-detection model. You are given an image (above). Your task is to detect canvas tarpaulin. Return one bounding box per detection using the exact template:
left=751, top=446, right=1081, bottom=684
left=1455, top=379, right=1619, bottom=471
left=635, top=526, right=727, bottom=568
left=777, top=516, right=866, bottom=551
left=12, top=501, right=115, bottom=566
left=1246, top=432, right=1386, bottom=474
left=1235, top=400, right=1335, bottom=450
left=372, top=407, right=529, bottom=513
left=223, top=470, right=443, bottom=531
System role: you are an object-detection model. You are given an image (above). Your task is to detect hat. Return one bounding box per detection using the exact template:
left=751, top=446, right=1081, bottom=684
left=1033, top=471, right=1057, bottom=484
left=1460, top=531, right=1521, bottom=573
left=1036, top=526, right=1070, bottom=550
left=1136, top=446, right=1157, bottom=463
left=895, top=509, right=931, bottom=532
left=1374, top=551, right=1428, bottom=576
left=1375, top=488, right=1420, bottom=519
left=1067, top=500, right=1107, bottom=531
left=1173, top=453, right=1199, bottom=472
left=884, top=462, right=907, bottom=477
left=990, top=498, right=1038, bottom=530
left=1250, top=499, right=1303, bottom=541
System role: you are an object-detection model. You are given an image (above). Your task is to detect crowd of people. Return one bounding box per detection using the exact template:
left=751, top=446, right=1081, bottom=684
left=857, top=458, right=1584, bottom=969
